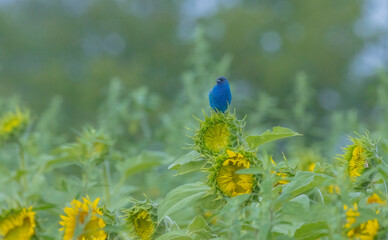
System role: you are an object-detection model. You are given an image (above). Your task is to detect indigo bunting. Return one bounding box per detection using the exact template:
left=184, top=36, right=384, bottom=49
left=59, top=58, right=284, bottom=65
left=209, top=76, right=232, bottom=113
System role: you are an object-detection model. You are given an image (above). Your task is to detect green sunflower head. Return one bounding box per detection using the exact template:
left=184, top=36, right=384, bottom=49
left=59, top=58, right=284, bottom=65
left=208, top=148, right=260, bottom=199
left=339, top=132, right=381, bottom=188
left=123, top=198, right=161, bottom=240
left=193, top=111, right=244, bottom=157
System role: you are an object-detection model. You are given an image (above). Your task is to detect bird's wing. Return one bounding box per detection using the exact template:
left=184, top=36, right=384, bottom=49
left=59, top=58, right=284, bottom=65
left=208, top=89, right=214, bottom=108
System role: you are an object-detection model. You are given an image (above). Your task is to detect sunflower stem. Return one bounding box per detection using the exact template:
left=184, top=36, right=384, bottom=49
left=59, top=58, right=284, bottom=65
left=17, top=139, right=28, bottom=194
left=82, top=161, right=91, bottom=195
left=103, top=160, right=111, bottom=206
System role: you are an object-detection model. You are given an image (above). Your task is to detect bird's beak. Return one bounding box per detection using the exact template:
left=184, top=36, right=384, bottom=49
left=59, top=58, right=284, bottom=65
left=217, top=79, right=221, bottom=83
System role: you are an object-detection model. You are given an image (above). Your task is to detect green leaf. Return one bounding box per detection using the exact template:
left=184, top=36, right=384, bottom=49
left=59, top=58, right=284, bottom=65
left=123, top=160, right=161, bottom=178
left=42, top=156, right=80, bottom=172
left=187, top=215, right=215, bottom=240
left=275, top=172, right=332, bottom=209
left=187, top=216, right=211, bottom=233
left=175, top=160, right=207, bottom=175
left=197, top=192, right=225, bottom=211
left=158, top=182, right=209, bottom=222
left=156, top=231, right=192, bottom=240
left=294, top=221, right=329, bottom=240
left=32, top=203, right=57, bottom=211
left=247, top=127, right=302, bottom=148
left=168, top=151, right=206, bottom=175
left=273, top=195, right=311, bottom=235
left=169, top=150, right=203, bottom=167
left=290, top=194, right=310, bottom=205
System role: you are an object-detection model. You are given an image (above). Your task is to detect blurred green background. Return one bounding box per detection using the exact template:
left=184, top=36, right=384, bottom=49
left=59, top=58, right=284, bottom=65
left=0, top=0, right=387, bottom=153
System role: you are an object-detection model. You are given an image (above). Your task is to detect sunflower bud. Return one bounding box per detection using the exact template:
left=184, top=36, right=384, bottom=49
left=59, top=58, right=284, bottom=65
left=123, top=198, right=159, bottom=240
left=339, top=132, right=380, bottom=188
left=0, top=107, right=30, bottom=144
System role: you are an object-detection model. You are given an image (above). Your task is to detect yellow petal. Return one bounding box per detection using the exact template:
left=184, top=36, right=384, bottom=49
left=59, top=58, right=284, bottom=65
left=226, top=150, right=237, bottom=158
left=93, top=198, right=100, bottom=209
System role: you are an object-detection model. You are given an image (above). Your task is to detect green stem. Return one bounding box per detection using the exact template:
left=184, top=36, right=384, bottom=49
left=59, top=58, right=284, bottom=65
left=83, top=167, right=89, bottom=195
left=103, top=160, right=111, bottom=206
left=17, top=139, right=28, bottom=193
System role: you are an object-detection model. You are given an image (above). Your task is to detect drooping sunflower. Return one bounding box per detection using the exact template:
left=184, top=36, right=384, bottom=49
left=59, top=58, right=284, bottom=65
left=339, top=133, right=380, bottom=185
left=59, top=197, right=107, bottom=240
left=0, top=207, right=36, bottom=240
left=194, top=111, right=244, bottom=157
left=344, top=203, right=379, bottom=240
left=209, top=149, right=258, bottom=198
left=123, top=198, right=159, bottom=240
left=0, top=108, right=30, bottom=143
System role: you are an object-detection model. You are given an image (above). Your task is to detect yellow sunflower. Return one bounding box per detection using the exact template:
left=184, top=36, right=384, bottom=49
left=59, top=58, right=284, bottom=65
left=215, top=150, right=254, bottom=197
left=367, top=193, right=386, bottom=205
left=0, top=207, right=36, bottom=240
left=348, top=145, right=366, bottom=179
left=124, top=199, right=157, bottom=240
left=59, top=197, right=107, bottom=240
left=194, top=112, right=243, bottom=156
left=340, top=133, right=378, bottom=184
left=0, top=108, right=30, bottom=143
left=344, top=204, right=379, bottom=240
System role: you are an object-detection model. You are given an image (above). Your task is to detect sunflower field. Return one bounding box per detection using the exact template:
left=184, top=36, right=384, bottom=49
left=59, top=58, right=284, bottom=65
left=1, top=37, right=388, bottom=239
left=1, top=1, right=388, bottom=239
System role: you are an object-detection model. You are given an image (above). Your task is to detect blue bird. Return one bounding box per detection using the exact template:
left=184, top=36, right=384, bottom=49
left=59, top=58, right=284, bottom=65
left=209, top=76, right=232, bottom=113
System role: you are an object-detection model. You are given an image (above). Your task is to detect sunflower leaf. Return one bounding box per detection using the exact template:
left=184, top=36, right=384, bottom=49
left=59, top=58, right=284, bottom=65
left=187, top=215, right=215, bottom=240
left=294, top=221, right=330, bottom=240
left=156, top=231, right=192, bottom=240
left=168, top=151, right=205, bottom=175
left=187, top=216, right=210, bottom=232
left=158, top=182, right=209, bottom=223
left=275, top=171, right=333, bottom=209
left=123, top=160, right=162, bottom=178
left=247, top=127, right=302, bottom=149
